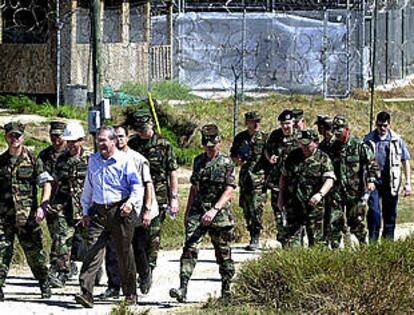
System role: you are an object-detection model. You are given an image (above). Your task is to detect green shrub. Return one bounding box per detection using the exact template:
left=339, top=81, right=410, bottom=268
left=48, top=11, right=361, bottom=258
left=120, top=80, right=196, bottom=101
left=226, top=237, right=414, bottom=314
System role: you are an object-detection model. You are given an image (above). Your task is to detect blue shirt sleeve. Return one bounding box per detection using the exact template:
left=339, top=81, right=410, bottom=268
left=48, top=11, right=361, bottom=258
left=81, top=157, right=94, bottom=216
left=125, top=158, right=142, bottom=207
left=400, top=139, right=411, bottom=161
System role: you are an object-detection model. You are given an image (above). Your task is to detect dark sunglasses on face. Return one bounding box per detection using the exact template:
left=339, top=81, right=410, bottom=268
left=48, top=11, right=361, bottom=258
left=8, top=132, right=22, bottom=139
left=376, top=123, right=389, bottom=128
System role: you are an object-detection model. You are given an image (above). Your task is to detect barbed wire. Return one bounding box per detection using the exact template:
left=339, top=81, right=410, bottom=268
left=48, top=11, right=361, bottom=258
left=0, top=0, right=413, bottom=99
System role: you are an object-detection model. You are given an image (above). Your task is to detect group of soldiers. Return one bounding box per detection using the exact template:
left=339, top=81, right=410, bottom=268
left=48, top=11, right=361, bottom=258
left=0, top=105, right=410, bottom=305
left=231, top=109, right=382, bottom=249
left=0, top=109, right=179, bottom=304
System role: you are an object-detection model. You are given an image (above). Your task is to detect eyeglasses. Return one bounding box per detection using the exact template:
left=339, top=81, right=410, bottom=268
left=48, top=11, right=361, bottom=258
left=376, top=123, right=389, bottom=128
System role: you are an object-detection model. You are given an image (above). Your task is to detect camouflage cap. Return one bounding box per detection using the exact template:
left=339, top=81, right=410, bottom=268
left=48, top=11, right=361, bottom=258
left=49, top=121, right=67, bottom=135
left=332, top=115, right=349, bottom=134
left=132, top=109, right=152, bottom=130
left=201, top=123, right=220, bottom=147
left=296, top=128, right=319, bottom=145
left=245, top=111, right=261, bottom=121
left=314, top=115, right=332, bottom=128
left=4, top=121, right=25, bottom=135
left=292, top=108, right=304, bottom=121
left=278, top=109, right=294, bottom=122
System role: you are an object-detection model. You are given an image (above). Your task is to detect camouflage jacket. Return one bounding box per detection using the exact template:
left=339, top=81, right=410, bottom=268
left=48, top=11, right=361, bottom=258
left=38, top=145, right=65, bottom=178
left=128, top=133, right=178, bottom=206
left=265, top=128, right=298, bottom=189
left=230, top=129, right=268, bottom=187
left=0, top=146, right=46, bottom=226
left=51, top=149, right=90, bottom=221
left=190, top=152, right=236, bottom=227
left=328, top=135, right=379, bottom=197
left=283, top=148, right=336, bottom=209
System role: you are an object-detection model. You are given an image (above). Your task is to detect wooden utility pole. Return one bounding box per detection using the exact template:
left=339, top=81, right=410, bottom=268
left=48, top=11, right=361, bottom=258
left=91, top=0, right=102, bottom=106
left=146, top=0, right=152, bottom=91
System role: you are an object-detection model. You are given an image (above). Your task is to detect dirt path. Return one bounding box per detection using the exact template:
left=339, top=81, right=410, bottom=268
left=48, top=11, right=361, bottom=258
left=2, top=224, right=414, bottom=315
left=0, top=242, right=264, bottom=315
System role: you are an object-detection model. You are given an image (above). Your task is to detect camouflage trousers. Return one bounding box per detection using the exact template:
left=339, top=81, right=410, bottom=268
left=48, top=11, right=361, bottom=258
left=148, top=212, right=163, bottom=269
left=239, top=184, right=267, bottom=235
left=270, top=189, right=290, bottom=245
left=283, top=202, right=325, bottom=248
left=0, top=213, right=49, bottom=287
left=46, top=212, right=75, bottom=273
left=329, top=191, right=367, bottom=248
left=179, top=214, right=235, bottom=286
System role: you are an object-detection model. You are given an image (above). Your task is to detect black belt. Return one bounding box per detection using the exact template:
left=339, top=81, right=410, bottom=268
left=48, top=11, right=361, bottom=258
left=92, top=199, right=125, bottom=211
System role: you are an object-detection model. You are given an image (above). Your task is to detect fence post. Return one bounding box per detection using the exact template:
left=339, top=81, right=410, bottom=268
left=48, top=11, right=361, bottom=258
left=168, top=0, right=174, bottom=80
left=369, top=0, right=379, bottom=132
left=232, top=65, right=240, bottom=138
left=322, top=9, right=328, bottom=98
left=241, top=0, right=246, bottom=101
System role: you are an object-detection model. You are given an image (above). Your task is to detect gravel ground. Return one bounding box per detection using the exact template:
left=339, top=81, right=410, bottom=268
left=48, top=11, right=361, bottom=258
left=1, top=224, right=414, bottom=315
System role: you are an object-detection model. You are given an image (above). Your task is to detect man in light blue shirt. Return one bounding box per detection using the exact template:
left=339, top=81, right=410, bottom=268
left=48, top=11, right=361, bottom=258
left=364, top=111, right=411, bottom=241
left=75, top=126, right=141, bottom=308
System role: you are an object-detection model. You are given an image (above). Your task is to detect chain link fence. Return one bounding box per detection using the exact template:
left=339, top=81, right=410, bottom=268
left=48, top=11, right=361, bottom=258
left=151, top=0, right=414, bottom=97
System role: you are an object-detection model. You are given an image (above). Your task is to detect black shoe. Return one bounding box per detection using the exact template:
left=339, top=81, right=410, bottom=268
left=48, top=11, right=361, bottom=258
left=245, top=242, right=259, bottom=251
left=75, top=292, right=94, bottom=308
left=98, top=288, right=120, bottom=300
left=125, top=294, right=137, bottom=305
left=245, top=236, right=260, bottom=251
left=139, top=268, right=152, bottom=295
left=169, top=287, right=187, bottom=303
left=0, top=287, right=4, bottom=302
left=39, top=280, right=52, bottom=299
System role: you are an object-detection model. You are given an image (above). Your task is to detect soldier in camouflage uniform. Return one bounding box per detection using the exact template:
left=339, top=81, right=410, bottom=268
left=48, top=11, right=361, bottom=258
left=292, top=108, right=306, bottom=130
left=128, top=109, right=179, bottom=273
left=37, top=121, right=67, bottom=285
left=328, top=116, right=378, bottom=247
left=230, top=111, right=267, bottom=250
left=265, top=109, right=298, bottom=245
left=37, top=122, right=89, bottom=288
left=315, top=115, right=333, bottom=154
left=278, top=129, right=336, bottom=247
left=0, top=122, right=52, bottom=301
left=170, top=124, right=236, bottom=302
left=315, top=115, right=334, bottom=238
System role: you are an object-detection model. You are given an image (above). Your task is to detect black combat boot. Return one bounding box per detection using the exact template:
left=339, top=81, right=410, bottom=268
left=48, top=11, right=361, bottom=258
left=169, top=277, right=188, bottom=303
left=39, top=280, right=52, bottom=299
left=221, top=280, right=231, bottom=303
left=0, top=287, right=4, bottom=302
left=48, top=271, right=64, bottom=288
left=245, top=229, right=260, bottom=251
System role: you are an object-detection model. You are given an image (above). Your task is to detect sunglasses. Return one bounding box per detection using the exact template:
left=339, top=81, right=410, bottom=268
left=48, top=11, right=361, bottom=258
left=376, top=123, right=389, bottom=128
left=8, top=132, right=22, bottom=139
